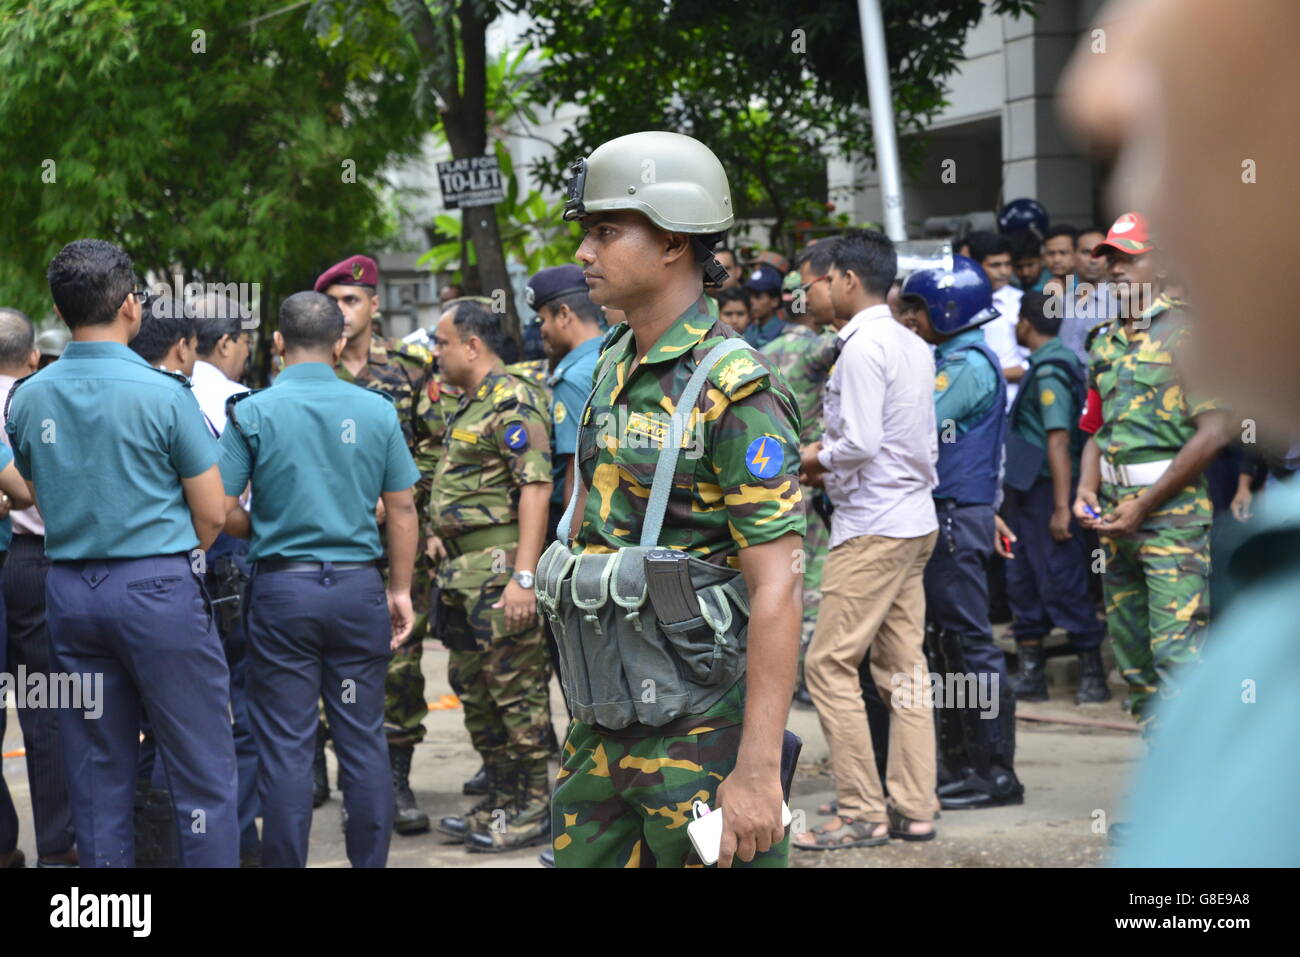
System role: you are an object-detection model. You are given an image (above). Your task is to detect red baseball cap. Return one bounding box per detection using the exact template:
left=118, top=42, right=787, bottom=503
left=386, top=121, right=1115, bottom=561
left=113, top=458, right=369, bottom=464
left=314, top=254, right=379, bottom=292
left=1093, top=212, right=1154, bottom=256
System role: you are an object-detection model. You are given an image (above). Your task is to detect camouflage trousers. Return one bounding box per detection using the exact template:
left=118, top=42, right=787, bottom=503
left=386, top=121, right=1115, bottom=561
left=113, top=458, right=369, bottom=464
left=798, top=487, right=831, bottom=686
left=443, top=584, right=552, bottom=765
left=552, top=686, right=789, bottom=868
left=1100, top=522, right=1210, bottom=731
left=383, top=552, right=432, bottom=747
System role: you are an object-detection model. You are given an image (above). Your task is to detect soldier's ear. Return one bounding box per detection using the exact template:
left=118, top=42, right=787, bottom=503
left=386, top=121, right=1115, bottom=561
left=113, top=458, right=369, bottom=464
left=272, top=330, right=285, bottom=358
left=661, top=230, right=691, bottom=267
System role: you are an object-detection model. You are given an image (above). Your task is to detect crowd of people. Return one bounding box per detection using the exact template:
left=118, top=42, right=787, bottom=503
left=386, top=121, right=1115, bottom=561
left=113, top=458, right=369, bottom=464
left=0, top=140, right=1290, bottom=869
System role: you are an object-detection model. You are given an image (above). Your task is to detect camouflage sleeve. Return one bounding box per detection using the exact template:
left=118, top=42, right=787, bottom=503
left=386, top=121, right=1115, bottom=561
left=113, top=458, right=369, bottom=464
left=705, top=349, right=806, bottom=549
left=493, top=385, right=552, bottom=487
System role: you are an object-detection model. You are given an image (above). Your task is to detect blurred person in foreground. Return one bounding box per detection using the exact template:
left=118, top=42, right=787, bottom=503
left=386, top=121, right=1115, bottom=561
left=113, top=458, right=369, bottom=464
left=1061, top=0, right=1299, bottom=866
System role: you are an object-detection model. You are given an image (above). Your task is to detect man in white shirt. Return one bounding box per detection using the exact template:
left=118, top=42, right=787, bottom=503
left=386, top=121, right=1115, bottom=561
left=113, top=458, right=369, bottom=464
left=795, top=230, right=940, bottom=849
left=189, top=302, right=262, bottom=865
left=969, top=232, right=1029, bottom=408
left=190, top=306, right=251, bottom=435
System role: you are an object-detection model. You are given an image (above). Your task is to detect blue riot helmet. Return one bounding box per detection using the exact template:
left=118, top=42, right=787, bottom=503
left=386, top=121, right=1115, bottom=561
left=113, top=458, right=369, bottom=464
left=901, top=254, right=1000, bottom=336
left=997, top=198, right=1049, bottom=238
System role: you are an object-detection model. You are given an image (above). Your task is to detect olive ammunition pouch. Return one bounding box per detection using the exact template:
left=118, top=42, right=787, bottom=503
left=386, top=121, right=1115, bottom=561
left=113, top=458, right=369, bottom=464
left=536, top=335, right=753, bottom=730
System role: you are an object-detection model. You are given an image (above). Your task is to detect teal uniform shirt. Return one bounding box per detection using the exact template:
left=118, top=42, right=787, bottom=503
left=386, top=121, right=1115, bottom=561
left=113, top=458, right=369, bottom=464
left=1011, top=337, right=1086, bottom=479
left=1116, top=477, right=1300, bottom=867
left=934, top=328, right=999, bottom=436
left=218, top=362, right=421, bottom=563
left=547, top=334, right=601, bottom=506
left=0, top=442, right=11, bottom=551
left=5, top=340, right=218, bottom=560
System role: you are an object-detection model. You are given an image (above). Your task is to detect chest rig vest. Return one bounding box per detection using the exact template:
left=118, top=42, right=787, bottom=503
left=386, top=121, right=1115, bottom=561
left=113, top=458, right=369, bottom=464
left=535, top=331, right=753, bottom=730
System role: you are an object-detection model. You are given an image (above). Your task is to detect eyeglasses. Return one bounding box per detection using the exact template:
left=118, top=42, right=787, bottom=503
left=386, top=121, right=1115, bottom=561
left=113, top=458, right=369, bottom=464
left=794, top=275, right=830, bottom=295
left=122, top=285, right=153, bottom=312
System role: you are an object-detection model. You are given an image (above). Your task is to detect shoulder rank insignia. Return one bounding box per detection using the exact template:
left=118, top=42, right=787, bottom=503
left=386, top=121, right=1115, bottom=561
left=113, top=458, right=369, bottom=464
left=150, top=366, right=193, bottom=387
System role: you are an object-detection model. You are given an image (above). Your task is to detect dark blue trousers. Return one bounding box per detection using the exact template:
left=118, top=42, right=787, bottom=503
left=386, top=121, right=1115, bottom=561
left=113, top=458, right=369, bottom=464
left=46, top=554, right=238, bottom=868
left=0, top=536, right=76, bottom=859
left=208, top=536, right=261, bottom=855
left=923, top=502, right=1010, bottom=746
left=1003, top=477, right=1104, bottom=650
left=246, top=564, right=393, bottom=868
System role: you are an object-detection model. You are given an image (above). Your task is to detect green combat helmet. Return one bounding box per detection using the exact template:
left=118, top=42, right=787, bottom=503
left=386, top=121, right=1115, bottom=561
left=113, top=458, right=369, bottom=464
left=562, top=130, right=735, bottom=286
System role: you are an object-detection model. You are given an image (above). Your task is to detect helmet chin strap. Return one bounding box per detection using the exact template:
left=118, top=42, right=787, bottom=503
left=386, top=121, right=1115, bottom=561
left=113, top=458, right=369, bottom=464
left=691, top=236, right=729, bottom=287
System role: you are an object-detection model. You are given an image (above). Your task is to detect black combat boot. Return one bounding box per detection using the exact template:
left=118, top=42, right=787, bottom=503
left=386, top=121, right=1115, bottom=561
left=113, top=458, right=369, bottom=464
left=438, top=763, right=508, bottom=839
left=1012, top=641, right=1049, bottom=701
left=940, top=682, right=1024, bottom=810
left=1074, top=648, right=1112, bottom=704
left=390, top=744, right=430, bottom=835
left=466, top=758, right=552, bottom=853
left=312, top=723, right=330, bottom=808
left=463, top=764, right=490, bottom=796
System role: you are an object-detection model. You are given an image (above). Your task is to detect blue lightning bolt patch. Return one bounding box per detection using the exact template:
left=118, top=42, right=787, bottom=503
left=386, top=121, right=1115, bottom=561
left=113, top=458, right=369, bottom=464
left=745, top=435, right=782, bottom=479
left=504, top=423, right=528, bottom=451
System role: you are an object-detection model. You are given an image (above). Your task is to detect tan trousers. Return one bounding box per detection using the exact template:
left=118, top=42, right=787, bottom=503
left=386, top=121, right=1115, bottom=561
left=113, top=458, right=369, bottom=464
left=805, top=531, right=939, bottom=822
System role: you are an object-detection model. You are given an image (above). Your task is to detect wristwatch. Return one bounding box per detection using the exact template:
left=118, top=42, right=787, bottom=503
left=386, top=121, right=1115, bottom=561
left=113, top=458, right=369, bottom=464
left=512, top=570, right=535, bottom=590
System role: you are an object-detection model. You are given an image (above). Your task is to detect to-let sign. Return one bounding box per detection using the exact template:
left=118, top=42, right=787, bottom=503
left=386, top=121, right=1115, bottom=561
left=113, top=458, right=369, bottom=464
left=437, top=155, right=506, bottom=209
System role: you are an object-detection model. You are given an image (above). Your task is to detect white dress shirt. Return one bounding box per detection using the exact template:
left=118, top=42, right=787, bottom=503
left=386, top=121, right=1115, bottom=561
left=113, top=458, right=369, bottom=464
left=983, top=285, right=1029, bottom=409
left=817, top=304, right=938, bottom=546
left=190, top=359, right=246, bottom=437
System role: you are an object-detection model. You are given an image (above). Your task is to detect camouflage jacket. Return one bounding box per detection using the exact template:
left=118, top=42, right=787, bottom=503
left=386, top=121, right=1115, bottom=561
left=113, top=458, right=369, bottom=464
left=1088, top=294, right=1216, bottom=527
left=573, top=294, right=806, bottom=568
left=429, top=364, right=553, bottom=544
left=334, top=334, right=442, bottom=483
left=758, top=322, right=838, bottom=445
left=506, top=358, right=552, bottom=390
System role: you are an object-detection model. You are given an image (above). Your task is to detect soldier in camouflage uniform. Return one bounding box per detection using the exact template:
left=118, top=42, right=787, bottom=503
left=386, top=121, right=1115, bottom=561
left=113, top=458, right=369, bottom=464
left=315, top=254, right=444, bottom=834
left=1073, top=214, right=1226, bottom=733
left=551, top=131, right=806, bottom=868
left=760, top=256, right=839, bottom=700
left=426, top=298, right=556, bottom=853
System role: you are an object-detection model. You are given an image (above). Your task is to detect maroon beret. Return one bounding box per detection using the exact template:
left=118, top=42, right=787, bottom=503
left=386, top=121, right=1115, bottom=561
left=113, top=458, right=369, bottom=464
left=314, top=254, right=379, bottom=293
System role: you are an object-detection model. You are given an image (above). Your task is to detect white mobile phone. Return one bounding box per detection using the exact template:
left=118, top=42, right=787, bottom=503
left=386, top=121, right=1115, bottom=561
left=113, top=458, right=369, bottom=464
left=686, top=800, right=793, bottom=866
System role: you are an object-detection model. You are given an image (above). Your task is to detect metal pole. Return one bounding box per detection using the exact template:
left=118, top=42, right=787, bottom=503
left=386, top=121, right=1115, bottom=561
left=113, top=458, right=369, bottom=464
left=857, top=0, right=907, bottom=241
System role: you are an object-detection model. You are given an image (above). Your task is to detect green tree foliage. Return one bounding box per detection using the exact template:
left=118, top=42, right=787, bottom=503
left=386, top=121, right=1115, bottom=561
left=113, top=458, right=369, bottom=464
left=0, top=0, right=428, bottom=318
left=522, top=0, right=1039, bottom=251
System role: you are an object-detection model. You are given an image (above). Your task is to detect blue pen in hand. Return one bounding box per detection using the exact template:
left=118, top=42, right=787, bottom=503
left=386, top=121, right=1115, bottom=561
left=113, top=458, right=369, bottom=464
left=1084, top=504, right=1101, bottom=520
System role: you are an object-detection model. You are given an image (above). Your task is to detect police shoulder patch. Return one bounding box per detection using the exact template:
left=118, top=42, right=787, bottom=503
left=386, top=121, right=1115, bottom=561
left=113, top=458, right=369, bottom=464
left=934, top=371, right=951, bottom=392
left=1040, top=387, right=1056, bottom=406
left=554, top=400, right=567, bottom=424
left=744, top=434, right=784, bottom=479
left=503, top=422, right=529, bottom=451
left=707, top=346, right=770, bottom=399
left=150, top=366, right=193, bottom=388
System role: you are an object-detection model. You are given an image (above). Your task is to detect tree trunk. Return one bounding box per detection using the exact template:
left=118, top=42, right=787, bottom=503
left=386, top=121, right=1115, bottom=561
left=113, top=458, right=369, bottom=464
left=405, top=0, right=519, bottom=341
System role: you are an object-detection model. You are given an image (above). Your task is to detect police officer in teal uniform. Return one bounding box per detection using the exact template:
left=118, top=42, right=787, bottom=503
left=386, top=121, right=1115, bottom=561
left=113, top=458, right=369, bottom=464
left=5, top=239, right=238, bottom=868
left=219, top=292, right=421, bottom=868
left=526, top=264, right=604, bottom=538
left=903, top=255, right=1024, bottom=810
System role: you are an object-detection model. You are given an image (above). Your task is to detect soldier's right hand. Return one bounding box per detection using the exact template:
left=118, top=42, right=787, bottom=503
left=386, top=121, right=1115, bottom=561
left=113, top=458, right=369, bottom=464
left=388, top=589, right=415, bottom=649
left=426, top=535, right=446, bottom=562
left=1073, top=487, right=1102, bottom=529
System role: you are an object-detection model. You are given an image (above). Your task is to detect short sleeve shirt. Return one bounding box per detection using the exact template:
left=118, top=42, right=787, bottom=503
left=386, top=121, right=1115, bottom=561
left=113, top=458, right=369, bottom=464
left=429, top=365, right=553, bottom=539
left=1088, top=296, right=1216, bottom=527
left=574, top=295, right=806, bottom=567
left=5, top=340, right=218, bottom=559
left=219, top=362, right=420, bottom=562
left=547, top=334, right=602, bottom=502
left=1011, top=337, right=1086, bottom=479
left=934, top=329, right=1000, bottom=437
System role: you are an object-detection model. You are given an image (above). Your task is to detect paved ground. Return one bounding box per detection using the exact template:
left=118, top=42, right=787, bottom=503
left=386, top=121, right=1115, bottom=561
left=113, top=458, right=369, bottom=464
left=2, top=629, right=1140, bottom=868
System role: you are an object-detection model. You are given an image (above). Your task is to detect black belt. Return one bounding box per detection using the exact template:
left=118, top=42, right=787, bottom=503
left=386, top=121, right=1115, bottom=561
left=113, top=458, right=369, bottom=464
left=257, top=559, right=377, bottom=573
